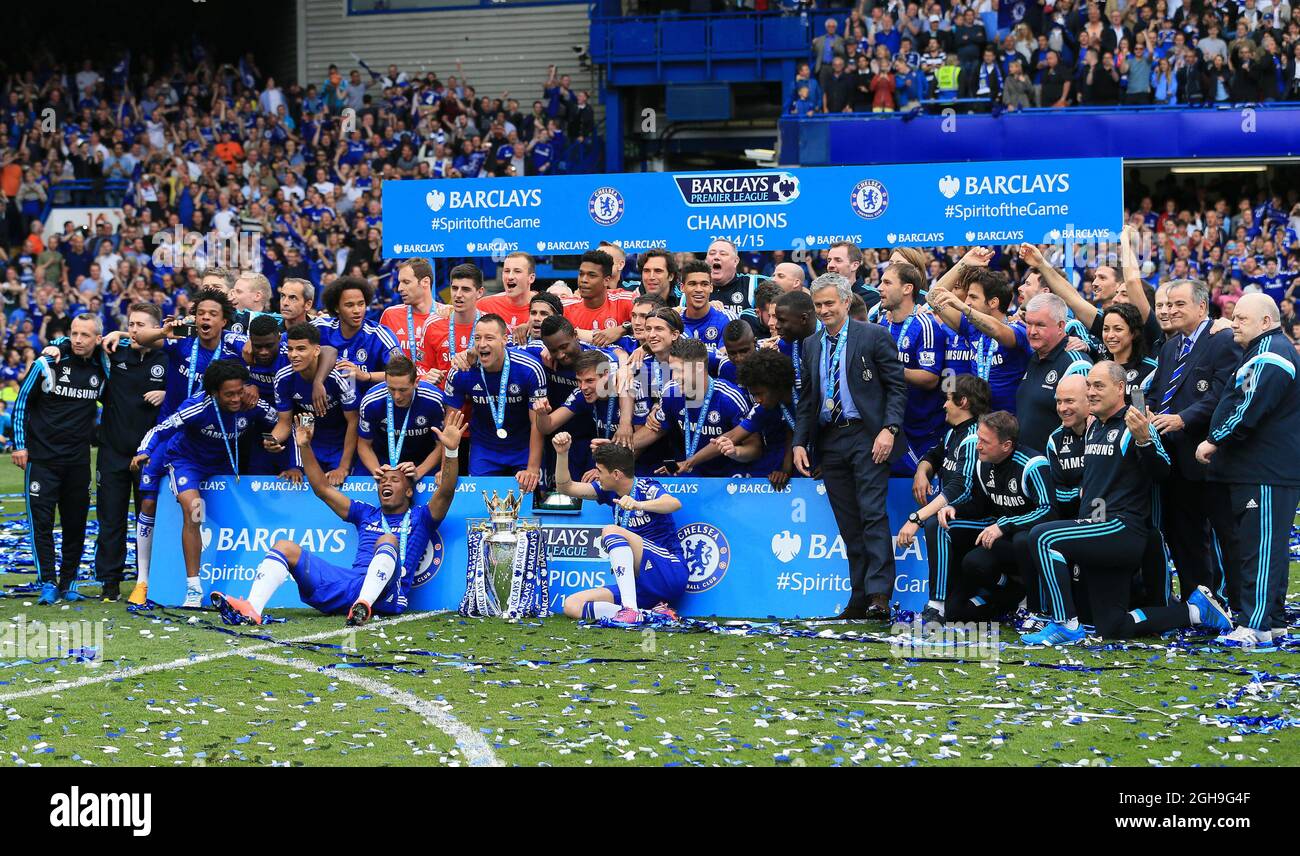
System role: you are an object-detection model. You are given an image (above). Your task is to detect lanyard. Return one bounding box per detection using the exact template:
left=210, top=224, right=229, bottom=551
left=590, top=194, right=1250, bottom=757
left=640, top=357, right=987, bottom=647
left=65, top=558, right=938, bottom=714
left=820, top=327, right=848, bottom=412
left=187, top=337, right=214, bottom=399
left=972, top=330, right=994, bottom=381
left=386, top=392, right=412, bottom=463
left=480, top=350, right=512, bottom=438
left=212, top=402, right=240, bottom=481
left=683, top=378, right=716, bottom=458
left=613, top=481, right=638, bottom=528
left=405, top=305, right=418, bottom=362
left=602, top=393, right=616, bottom=439
left=790, top=338, right=802, bottom=408
left=779, top=403, right=796, bottom=430
left=380, top=509, right=411, bottom=571
left=450, top=311, right=481, bottom=359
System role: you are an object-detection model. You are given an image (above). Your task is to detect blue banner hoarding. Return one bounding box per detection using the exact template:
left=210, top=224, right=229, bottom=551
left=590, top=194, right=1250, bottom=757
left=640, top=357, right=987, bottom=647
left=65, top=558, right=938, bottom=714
left=151, top=477, right=931, bottom=618
left=381, top=158, right=1122, bottom=257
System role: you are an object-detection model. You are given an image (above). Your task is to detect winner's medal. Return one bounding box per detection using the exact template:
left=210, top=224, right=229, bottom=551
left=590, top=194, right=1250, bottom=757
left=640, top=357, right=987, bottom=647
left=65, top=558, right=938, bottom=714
left=482, top=349, right=512, bottom=441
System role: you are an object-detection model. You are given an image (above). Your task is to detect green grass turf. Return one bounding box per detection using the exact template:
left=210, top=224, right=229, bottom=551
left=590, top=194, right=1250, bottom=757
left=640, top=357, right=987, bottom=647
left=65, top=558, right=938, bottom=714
left=0, top=457, right=1297, bottom=767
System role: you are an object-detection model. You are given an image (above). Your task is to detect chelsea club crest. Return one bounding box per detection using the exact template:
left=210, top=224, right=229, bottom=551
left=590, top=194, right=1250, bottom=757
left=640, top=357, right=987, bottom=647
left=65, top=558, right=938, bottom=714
left=849, top=179, right=889, bottom=220
left=412, top=531, right=445, bottom=588
left=588, top=186, right=625, bottom=226
left=678, top=522, right=730, bottom=593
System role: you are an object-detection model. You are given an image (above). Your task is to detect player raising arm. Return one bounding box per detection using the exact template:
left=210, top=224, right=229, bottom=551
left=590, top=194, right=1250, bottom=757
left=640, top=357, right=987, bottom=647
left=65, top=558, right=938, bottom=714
left=552, top=432, right=686, bottom=625
left=210, top=409, right=465, bottom=627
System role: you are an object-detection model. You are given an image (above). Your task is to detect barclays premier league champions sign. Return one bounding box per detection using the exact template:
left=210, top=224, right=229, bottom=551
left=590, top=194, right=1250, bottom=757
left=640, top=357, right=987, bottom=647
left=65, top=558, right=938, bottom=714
left=381, top=158, right=1122, bottom=257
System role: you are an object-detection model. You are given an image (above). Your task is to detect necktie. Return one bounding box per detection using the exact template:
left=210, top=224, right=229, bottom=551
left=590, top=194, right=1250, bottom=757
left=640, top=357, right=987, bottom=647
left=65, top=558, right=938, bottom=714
left=1159, top=334, right=1194, bottom=414
left=826, top=334, right=845, bottom=426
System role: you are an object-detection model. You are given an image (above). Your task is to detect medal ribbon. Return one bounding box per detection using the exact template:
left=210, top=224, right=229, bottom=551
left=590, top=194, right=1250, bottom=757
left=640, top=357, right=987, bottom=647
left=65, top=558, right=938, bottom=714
left=480, top=349, right=512, bottom=436
left=683, top=378, right=716, bottom=458
left=212, top=401, right=240, bottom=479
left=380, top=509, right=412, bottom=571
left=386, top=392, right=412, bottom=463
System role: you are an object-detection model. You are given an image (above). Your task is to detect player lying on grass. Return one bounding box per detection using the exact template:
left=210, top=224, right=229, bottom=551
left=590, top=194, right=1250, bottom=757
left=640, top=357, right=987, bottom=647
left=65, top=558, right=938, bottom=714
left=210, top=409, right=464, bottom=627
left=551, top=432, right=686, bottom=624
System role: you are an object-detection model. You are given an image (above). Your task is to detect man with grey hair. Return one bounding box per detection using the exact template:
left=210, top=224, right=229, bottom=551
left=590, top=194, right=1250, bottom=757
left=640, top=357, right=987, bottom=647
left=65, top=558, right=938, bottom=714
left=1145, top=277, right=1241, bottom=604
left=1016, top=292, right=1092, bottom=453
left=278, top=277, right=315, bottom=329
left=11, top=313, right=110, bottom=604
left=1198, top=293, right=1300, bottom=650
left=792, top=272, right=907, bottom=620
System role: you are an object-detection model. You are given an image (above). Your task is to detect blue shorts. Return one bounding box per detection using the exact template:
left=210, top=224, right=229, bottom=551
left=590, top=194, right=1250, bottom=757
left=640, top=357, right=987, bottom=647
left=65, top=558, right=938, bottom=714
left=468, top=444, right=528, bottom=477
left=604, top=548, right=688, bottom=607
left=139, top=449, right=169, bottom=497
left=168, top=459, right=224, bottom=493
left=293, top=550, right=405, bottom=615
left=245, top=445, right=291, bottom=476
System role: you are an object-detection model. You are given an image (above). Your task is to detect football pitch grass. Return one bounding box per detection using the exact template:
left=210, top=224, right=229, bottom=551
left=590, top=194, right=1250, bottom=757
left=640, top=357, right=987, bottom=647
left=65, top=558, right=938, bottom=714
left=0, top=463, right=1297, bottom=767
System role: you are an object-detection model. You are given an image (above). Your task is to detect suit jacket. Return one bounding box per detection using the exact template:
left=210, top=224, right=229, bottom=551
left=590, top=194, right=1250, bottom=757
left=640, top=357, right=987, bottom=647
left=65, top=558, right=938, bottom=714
left=812, top=35, right=847, bottom=74
left=1099, top=25, right=1133, bottom=55
left=793, top=319, right=907, bottom=461
left=1146, top=325, right=1241, bottom=479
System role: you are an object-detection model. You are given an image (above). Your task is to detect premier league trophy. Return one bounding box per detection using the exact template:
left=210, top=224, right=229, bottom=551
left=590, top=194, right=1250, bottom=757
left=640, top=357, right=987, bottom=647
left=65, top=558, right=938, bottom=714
left=459, top=490, right=550, bottom=619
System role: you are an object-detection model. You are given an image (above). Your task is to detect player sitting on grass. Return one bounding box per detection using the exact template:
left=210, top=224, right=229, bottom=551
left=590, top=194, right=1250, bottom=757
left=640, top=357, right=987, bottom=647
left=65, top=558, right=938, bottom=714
left=551, top=432, right=687, bottom=624
left=210, top=409, right=464, bottom=627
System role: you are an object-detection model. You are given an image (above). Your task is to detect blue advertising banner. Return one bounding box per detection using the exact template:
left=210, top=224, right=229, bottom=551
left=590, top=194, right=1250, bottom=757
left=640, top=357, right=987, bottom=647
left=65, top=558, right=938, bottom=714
left=151, top=477, right=931, bottom=618
left=380, top=159, right=1122, bottom=257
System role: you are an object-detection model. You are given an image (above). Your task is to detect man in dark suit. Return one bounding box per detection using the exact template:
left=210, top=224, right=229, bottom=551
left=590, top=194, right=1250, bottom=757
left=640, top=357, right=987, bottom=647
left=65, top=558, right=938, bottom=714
left=1146, top=278, right=1241, bottom=602
left=1099, top=9, right=1134, bottom=55
left=793, top=273, right=908, bottom=620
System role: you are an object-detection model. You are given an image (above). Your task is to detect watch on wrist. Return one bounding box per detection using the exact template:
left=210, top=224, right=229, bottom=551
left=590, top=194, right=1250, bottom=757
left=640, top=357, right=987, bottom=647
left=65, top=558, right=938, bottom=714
left=885, top=424, right=900, bottom=436
left=907, top=512, right=922, bottom=525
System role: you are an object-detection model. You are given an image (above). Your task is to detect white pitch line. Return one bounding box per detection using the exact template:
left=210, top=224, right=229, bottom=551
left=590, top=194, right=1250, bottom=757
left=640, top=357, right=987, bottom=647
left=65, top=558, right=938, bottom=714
left=248, top=653, right=502, bottom=767
left=0, top=610, right=442, bottom=704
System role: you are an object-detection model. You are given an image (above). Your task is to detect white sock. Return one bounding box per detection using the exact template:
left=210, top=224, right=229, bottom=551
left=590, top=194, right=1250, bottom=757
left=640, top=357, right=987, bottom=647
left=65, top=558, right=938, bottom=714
left=927, top=599, right=945, bottom=616
left=1186, top=602, right=1201, bottom=626
left=1063, top=617, right=1080, bottom=630
left=590, top=602, right=620, bottom=620
left=186, top=576, right=202, bottom=592
left=358, top=543, right=397, bottom=606
left=247, top=550, right=291, bottom=613
left=602, top=533, right=638, bottom=611
left=135, top=514, right=154, bottom=585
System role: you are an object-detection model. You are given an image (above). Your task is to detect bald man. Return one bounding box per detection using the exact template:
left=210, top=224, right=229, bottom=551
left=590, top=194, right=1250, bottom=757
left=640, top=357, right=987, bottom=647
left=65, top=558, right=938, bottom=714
left=1198, top=293, right=1300, bottom=651
left=772, top=262, right=806, bottom=293
left=1023, top=362, right=1228, bottom=645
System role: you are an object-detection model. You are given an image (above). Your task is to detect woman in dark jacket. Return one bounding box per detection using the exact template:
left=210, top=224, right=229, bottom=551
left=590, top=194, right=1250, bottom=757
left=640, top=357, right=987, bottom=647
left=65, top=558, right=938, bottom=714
left=1204, top=53, right=1232, bottom=102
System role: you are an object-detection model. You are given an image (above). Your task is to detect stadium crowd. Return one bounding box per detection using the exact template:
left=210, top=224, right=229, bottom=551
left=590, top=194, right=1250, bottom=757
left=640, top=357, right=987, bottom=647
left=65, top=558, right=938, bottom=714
left=0, top=43, right=1297, bottom=650
left=0, top=44, right=598, bottom=372
left=795, top=0, right=1300, bottom=114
